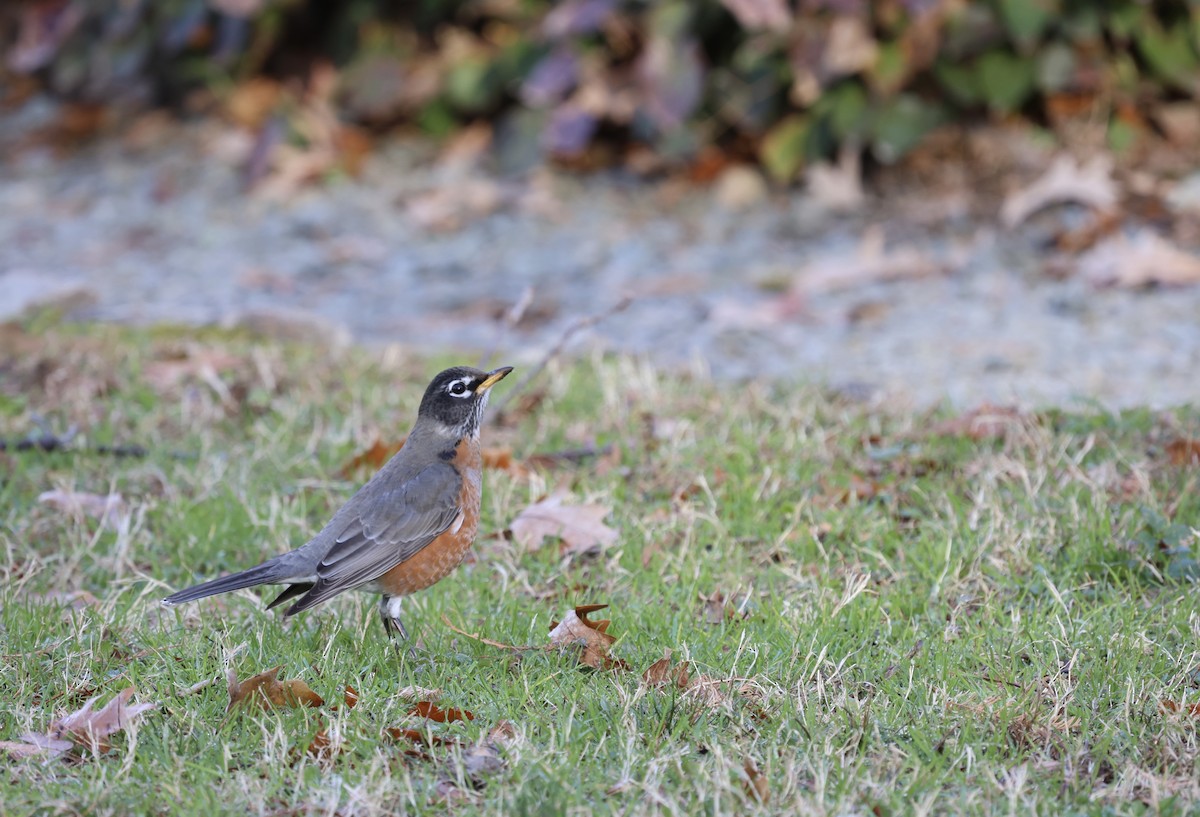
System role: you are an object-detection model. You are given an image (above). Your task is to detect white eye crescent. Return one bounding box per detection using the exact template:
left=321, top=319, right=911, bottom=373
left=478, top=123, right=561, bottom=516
left=447, top=379, right=472, bottom=397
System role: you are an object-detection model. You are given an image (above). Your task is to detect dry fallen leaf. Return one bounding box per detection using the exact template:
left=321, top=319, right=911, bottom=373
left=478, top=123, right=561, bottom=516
left=1166, top=439, right=1200, bottom=466
left=927, top=404, right=1023, bottom=440
left=142, top=347, right=244, bottom=392
left=1001, top=154, right=1118, bottom=228
left=409, top=702, right=475, bottom=724
left=405, top=179, right=508, bottom=233
left=1079, top=230, right=1200, bottom=288
left=340, top=438, right=526, bottom=478
left=227, top=666, right=325, bottom=712
left=805, top=146, right=864, bottom=213
left=796, top=225, right=944, bottom=295
left=743, top=757, right=770, bottom=804
left=548, top=604, right=629, bottom=671
left=3, top=688, right=155, bottom=759
left=642, top=651, right=690, bottom=689
left=699, top=591, right=733, bottom=625
left=37, top=490, right=128, bottom=531
left=510, top=491, right=618, bottom=556
left=1160, top=699, right=1200, bottom=717
left=339, top=438, right=402, bottom=478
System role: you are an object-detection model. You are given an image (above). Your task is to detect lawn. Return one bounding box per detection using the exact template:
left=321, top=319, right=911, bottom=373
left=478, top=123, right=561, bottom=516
left=2, top=319, right=1199, bottom=816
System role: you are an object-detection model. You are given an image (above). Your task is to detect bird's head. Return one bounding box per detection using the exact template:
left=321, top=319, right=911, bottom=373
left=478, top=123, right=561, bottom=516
left=417, top=365, right=513, bottom=438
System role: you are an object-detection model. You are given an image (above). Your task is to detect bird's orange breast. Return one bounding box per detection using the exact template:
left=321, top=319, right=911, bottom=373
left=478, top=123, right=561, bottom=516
left=375, top=436, right=482, bottom=596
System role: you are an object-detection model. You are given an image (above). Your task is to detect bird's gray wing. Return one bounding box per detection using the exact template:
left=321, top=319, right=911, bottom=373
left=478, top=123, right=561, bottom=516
left=285, top=461, right=462, bottom=613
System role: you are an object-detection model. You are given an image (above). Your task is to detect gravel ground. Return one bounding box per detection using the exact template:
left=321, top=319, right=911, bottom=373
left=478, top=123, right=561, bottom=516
left=3, top=99, right=1200, bottom=410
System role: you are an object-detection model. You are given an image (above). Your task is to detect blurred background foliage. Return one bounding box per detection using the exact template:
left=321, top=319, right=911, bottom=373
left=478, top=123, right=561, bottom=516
left=3, top=0, right=1200, bottom=180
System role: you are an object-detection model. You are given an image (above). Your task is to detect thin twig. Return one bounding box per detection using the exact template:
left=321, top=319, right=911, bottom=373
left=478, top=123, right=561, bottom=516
left=440, top=614, right=534, bottom=652
left=488, top=294, right=633, bottom=420
left=478, top=285, right=535, bottom=371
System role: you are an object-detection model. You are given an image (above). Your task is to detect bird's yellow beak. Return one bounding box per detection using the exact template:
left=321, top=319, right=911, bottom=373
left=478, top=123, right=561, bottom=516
left=476, top=366, right=513, bottom=393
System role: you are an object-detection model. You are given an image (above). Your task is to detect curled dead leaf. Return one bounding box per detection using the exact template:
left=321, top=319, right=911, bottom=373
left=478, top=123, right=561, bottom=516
left=1001, top=154, right=1118, bottom=228
left=548, top=604, right=629, bottom=671
left=642, top=651, right=690, bottom=689
left=339, top=438, right=403, bottom=477
left=409, top=701, right=475, bottom=724
left=226, top=666, right=324, bottom=712
left=743, top=757, right=770, bottom=804
left=1166, top=439, right=1200, bottom=467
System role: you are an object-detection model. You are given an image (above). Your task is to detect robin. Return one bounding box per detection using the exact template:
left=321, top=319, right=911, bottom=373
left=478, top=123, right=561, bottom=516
left=162, top=365, right=513, bottom=645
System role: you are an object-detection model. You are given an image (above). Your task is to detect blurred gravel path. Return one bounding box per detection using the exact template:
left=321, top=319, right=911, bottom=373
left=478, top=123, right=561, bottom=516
left=3, top=104, right=1199, bottom=410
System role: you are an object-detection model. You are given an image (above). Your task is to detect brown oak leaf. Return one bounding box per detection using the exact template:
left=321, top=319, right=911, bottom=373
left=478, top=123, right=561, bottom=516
left=548, top=604, right=629, bottom=670
left=3, top=687, right=155, bottom=759
left=511, top=491, right=618, bottom=556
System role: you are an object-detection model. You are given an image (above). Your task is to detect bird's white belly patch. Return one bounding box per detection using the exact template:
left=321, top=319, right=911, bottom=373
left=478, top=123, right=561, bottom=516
left=450, top=510, right=465, bottom=535
left=384, top=595, right=404, bottom=620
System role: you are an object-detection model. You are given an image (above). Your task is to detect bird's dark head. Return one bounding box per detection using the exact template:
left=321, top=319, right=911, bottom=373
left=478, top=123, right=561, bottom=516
left=417, top=365, right=513, bottom=438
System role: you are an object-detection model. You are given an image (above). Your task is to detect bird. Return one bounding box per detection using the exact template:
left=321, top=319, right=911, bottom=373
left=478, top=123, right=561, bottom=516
left=161, top=364, right=513, bottom=646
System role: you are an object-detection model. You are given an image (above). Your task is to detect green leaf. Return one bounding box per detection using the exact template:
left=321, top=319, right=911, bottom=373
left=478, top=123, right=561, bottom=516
left=417, top=99, right=458, bottom=138
left=1062, top=7, right=1102, bottom=44
left=1107, top=114, right=1138, bottom=153
left=1107, top=3, right=1147, bottom=42
left=825, top=82, right=869, bottom=141
left=934, top=60, right=981, bottom=106
left=867, top=41, right=910, bottom=97
left=1135, top=20, right=1200, bottom=93
left=976, top=49, right=1036, bottom=113
left=759, top=115, right=809, bottom=182
left=869, top=95, right=945, bottom=163
left=445, top=57, right=499, bottom=114
left=998, top=0, right=1057, bottom=51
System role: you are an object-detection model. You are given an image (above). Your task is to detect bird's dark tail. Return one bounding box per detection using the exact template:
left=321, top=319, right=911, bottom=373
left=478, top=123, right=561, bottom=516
left=161, top=563, right=282, bottom=607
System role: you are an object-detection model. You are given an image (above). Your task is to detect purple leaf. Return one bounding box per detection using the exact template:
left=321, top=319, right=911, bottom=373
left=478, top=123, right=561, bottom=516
left=521, top=47, right=580, bottom=107
left=542, top=0, right=617, bottom=39
left=540, top=104, right=599, bottom=156
left=7, top=0, right=85, bottom=74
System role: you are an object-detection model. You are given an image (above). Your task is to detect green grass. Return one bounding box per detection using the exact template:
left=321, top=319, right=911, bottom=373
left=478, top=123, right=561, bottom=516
left=3, top=320, right=1200, bottom=815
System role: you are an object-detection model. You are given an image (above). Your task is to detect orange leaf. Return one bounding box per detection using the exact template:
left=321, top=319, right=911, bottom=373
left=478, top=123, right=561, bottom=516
left=304, top=721, right=342, bottom=767
left=1160, top=699, right=1200, bottom=716
left=226, top=666, right=324, bottom=712
left=343, top=685, right=359, bottom=710
left=1167, top=439, right=1200, bottom=467
left=409, top=701, right=475, bottom=723
left=338, top=438, right=404, bottom=478
left=383, top=727, right=458, bottom=749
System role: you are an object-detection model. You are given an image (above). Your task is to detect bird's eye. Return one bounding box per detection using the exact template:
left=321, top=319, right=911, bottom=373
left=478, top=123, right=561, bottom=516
left=448, top=380, right=470, bottom=396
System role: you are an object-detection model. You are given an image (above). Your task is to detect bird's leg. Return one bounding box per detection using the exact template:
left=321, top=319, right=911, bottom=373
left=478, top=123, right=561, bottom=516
left=379, top=595, right=416, bottom=660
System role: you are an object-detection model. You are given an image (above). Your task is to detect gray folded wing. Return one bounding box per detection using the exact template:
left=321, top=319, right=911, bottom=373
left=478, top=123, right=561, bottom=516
left=285, top=461, right=462, bottom=613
